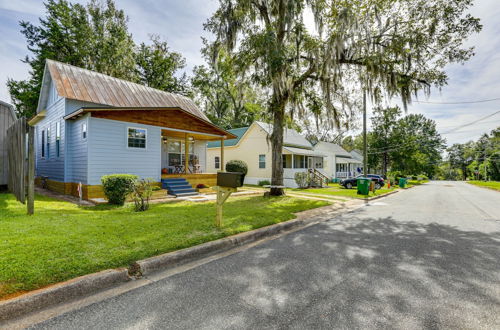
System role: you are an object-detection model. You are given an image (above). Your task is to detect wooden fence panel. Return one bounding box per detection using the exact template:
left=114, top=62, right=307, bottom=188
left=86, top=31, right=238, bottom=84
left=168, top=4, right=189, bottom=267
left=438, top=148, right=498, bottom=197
left=7, top=117, right=26, bottom=204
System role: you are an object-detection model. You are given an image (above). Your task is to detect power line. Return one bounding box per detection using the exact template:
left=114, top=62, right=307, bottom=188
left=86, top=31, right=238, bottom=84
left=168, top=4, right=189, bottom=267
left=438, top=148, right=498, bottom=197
left=414, top=97, right=500, bottom=105
left=441, top=110, right=500, bottom=135
left=366, top=110, right=500, bottom=153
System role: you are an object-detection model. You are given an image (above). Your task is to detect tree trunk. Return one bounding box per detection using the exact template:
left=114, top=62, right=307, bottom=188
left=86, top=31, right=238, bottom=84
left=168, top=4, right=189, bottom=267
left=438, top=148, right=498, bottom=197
left=270, top=99, right=286, bottom=196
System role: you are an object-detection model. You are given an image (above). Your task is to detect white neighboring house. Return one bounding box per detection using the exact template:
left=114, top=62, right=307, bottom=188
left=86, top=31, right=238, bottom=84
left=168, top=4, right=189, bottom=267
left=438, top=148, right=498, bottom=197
left=206, top=121, right=364, bottom=187
left=313, top=142, right=364, bottom=179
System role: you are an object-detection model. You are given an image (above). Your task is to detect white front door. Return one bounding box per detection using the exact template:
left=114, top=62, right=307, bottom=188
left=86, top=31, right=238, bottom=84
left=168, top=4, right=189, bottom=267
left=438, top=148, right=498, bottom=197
left=307, top=156, right=313, bottom=169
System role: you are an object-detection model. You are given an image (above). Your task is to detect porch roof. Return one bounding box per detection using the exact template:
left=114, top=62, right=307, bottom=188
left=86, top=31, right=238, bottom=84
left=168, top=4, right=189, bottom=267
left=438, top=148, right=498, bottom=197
left=283, top=146, right=327, bottom=157
left=64, top=107, right=237, bottom=140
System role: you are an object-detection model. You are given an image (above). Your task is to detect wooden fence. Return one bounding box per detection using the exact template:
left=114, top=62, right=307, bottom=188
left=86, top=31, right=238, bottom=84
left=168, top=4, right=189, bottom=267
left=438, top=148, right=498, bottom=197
left=6, top=117, right=34, bottom=214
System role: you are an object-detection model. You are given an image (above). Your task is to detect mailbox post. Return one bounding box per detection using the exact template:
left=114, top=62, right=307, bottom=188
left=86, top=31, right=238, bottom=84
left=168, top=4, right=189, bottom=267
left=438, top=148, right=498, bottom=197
left=215, top=172, right=244, bottom=227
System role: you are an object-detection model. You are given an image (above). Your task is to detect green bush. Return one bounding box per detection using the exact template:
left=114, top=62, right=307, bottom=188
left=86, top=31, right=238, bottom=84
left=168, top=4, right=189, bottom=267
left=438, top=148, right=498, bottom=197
left=294, top=172, right=309, bottom=189
left=225, top=160, right=248, bottom=175
left=131, top=179, right=154, bottom=212
left=101, top=174, right=138, bottom=205
left=258, top=180, right=271, bottom=186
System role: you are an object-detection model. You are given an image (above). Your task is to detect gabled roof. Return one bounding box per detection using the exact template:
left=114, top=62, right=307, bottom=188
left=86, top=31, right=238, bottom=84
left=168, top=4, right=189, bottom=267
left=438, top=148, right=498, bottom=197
left=38, top=59, right=209, bottom=121
left=255, top=121, right=313, bottom=149
left=207, top=127, right=249, bottom=148
left=350, top=149, right=363, bottom=161
left=314, top=141, right=352, bottom=158
left=0, top=100, right=16, bottom=120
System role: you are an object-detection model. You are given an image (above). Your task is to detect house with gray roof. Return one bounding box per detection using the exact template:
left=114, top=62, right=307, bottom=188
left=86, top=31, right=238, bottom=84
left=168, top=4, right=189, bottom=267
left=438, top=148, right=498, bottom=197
left=313, top=142, right=363, bottom=179
left=206, top=121, right=361, bottom=187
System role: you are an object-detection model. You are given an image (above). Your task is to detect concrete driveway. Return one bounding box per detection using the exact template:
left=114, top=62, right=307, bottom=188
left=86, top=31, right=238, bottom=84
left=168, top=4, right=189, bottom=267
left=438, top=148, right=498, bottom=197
left=30, top=181, right=500, bottom=329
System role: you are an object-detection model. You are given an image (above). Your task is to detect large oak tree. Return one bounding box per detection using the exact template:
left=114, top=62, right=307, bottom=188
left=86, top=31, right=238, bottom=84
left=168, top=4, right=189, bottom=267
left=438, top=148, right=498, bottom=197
left=205, top=0, right=481, bottom=195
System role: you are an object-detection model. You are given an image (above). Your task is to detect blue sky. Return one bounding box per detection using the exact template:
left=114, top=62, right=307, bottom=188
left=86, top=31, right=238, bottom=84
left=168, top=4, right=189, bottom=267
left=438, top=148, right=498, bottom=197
left=0, top=0, right=499, bottom=146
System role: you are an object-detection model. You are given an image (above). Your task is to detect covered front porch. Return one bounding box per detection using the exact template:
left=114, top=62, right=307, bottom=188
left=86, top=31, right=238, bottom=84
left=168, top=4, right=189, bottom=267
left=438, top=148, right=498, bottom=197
left=335, top=156, right=363, bottom=178
left=159, top=128, right=228, bottom=195
left=282, top=147, right=328, bottom=187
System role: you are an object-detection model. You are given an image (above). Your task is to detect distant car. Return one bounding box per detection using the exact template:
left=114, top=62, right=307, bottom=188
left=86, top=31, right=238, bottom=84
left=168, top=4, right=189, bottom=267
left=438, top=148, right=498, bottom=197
left=340, top=174, right=385, bottom=189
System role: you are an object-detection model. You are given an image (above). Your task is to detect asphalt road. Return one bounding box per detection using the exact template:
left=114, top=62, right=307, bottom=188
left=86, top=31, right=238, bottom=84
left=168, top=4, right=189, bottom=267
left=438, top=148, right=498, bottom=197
left=32, top=181, right=500, bottom=329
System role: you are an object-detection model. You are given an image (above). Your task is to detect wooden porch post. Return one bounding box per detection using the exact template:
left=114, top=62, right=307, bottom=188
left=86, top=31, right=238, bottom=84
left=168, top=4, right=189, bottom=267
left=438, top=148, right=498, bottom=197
left=220, top=136, right=225, bottom=172
left=185, top=134, right=189, bottom=174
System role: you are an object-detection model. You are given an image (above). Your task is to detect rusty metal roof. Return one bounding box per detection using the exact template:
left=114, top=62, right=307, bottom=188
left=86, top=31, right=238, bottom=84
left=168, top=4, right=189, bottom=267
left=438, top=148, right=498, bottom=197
left=44, top=59, right=209, bottom=121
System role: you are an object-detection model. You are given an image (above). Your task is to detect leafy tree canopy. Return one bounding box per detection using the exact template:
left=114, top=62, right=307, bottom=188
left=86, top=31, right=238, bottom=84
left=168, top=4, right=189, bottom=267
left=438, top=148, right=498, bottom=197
left=205, top=0, right=481, bottom=194
left=447, top=127, right=500, bottom=180
left=191, top=43, right=265, bottom=129
left=8, top=0, right=188, bottom=118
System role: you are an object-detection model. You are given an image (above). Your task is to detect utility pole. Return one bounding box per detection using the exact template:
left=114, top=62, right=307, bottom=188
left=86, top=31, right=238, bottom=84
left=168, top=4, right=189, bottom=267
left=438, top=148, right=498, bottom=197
left=363, top=91, right=367, bottom=177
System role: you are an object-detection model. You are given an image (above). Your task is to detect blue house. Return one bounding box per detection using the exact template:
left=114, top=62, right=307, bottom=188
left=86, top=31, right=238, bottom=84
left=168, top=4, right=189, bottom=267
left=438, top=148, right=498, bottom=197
left=29, top=60, right=234, bottom=199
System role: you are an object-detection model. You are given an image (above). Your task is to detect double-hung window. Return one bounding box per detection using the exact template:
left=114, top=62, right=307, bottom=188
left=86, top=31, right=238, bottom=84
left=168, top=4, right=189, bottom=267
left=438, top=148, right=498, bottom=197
left=259, top=154, right=266, bottom=169
left=82, top=122, right=87, bottom=140
left=128, top=128, right=147, bottom=149
left=167, top=140, right=193, bottom=166
left=56, top=121, right=61, bottom=157
left=46, top=126, right=51, bottom=159
left=215, top=156, right=220, bottom=169
left=41, top=129, right=45, bottom=158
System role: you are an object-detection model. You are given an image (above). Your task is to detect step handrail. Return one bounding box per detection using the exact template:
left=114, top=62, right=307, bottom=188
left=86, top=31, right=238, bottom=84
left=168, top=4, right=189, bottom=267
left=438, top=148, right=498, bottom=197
left=308, top=168, right=331, bottom=187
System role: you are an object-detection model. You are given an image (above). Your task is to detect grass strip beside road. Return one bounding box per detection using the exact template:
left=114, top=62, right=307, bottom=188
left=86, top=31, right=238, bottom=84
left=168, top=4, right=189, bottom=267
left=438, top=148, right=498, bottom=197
left=289, top=183, right=398, bottom=199
left=467, top=180, right=500, bottom=191
left=0, top=193, right=328, bottom=299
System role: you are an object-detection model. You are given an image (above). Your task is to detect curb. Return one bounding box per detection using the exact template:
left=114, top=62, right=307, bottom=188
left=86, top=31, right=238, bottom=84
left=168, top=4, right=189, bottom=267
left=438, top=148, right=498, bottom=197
left=365, top=189, right=400, bottom=201
left=133, top=215, right=316, bottom=276
left=0, top=198, right=371, bottom=322
left=0, top=268, right=130, bottom=322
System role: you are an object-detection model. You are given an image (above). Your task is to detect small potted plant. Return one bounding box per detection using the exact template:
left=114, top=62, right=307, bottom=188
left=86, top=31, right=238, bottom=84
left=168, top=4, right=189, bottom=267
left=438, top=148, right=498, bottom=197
left=196, top=183, right=211, bottom=193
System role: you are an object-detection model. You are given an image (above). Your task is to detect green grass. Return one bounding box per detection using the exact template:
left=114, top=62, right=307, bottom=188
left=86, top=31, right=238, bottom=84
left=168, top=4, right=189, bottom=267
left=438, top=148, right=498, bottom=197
left=406, top=179, right=429, bottom=188
left=467, top=180, right=500, bottom=191
left=289, top=183, right=397, bottom=199
left=0, top=193, right=328, bottom=298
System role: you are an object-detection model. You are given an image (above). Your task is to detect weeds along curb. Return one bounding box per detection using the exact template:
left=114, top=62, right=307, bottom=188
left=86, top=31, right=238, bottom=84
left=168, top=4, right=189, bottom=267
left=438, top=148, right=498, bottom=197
left=0, top=269, right=130, bottom=322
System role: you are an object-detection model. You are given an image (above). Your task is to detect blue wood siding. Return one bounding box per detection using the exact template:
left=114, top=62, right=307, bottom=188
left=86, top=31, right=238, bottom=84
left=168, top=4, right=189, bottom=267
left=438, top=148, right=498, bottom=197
left=87, top=118, right=161, bottom=185
left=65, top=99, right=104, bottom=115
left=65, top=115, right=88, bottom=184
left=35, top=94, right=65, bottom=182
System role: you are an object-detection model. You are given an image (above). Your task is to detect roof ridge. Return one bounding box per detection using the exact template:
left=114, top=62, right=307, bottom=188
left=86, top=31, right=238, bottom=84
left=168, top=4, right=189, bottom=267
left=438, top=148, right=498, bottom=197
left=46, top=59, right=190, bottom=102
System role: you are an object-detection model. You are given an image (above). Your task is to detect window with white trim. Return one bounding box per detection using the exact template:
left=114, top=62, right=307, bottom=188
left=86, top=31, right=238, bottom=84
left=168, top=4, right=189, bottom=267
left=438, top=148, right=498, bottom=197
left=46, top=126, right=51, bottom=159
left=56, top=121, right=61, bottom=157
left=41, top=129, right=45, bottom=158
left=128, top=127, right=146, bottom=149
left=215, top=156, right=220, bottom=169
left=259, top=154, right=266, bottom=169
left=82, top=122, right=87, bottom=140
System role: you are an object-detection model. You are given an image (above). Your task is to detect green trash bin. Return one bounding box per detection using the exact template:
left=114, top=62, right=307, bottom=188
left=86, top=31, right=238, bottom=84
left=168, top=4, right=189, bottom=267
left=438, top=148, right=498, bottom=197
left=357, top=177, right=370, bottom=195
left=399, top=177, right=407, bottom=188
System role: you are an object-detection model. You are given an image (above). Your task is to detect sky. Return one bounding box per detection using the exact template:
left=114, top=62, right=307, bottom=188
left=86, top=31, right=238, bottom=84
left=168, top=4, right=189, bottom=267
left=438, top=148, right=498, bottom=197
left=0, top=0, right=499, bottom=146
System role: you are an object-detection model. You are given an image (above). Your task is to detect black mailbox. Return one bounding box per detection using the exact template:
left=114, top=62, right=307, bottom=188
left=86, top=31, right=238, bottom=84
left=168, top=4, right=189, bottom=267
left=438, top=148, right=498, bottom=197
left=217, top=172, right=244, bottom=188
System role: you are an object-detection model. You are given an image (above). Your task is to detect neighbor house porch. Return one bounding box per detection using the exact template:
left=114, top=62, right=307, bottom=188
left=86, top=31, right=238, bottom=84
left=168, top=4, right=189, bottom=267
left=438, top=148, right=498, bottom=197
left=282, top=147, right=328, bottom=187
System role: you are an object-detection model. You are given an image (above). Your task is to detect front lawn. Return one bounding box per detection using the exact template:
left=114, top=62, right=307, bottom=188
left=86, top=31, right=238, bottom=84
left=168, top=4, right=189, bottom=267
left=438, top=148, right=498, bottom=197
left=289, top=183, right=397, bottom=199
left=467, top=180, right=500, bottom=191
left=0, top=193, right=328, bottom=299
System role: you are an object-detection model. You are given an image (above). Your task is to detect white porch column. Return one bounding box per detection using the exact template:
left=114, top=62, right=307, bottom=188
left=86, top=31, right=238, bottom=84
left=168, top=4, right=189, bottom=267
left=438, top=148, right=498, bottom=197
left=220, top=136, right=225, bottom=172
left=184, top=134, right=189, bottom=175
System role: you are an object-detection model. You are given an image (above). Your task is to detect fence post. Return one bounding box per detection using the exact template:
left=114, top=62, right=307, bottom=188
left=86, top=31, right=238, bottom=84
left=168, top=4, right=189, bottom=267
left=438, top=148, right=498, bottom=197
left=27, top=125, right=35, bottom=215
